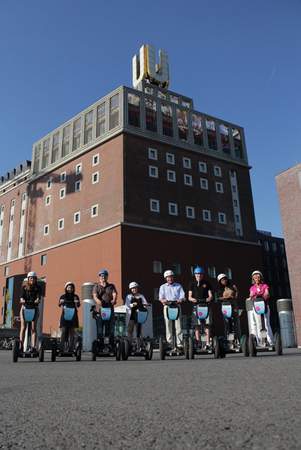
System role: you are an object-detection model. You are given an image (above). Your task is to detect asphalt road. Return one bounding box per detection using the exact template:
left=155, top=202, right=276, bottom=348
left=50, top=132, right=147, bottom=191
left=0, top=349, right=301, bottom=450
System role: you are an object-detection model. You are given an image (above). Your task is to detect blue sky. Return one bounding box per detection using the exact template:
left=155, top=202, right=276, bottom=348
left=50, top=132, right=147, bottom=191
left=0, top=0, right=300, bottom=237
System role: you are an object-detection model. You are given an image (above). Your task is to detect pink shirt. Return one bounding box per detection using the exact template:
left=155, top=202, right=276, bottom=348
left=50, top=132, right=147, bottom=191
left=249, top=283, right=269, bottom=300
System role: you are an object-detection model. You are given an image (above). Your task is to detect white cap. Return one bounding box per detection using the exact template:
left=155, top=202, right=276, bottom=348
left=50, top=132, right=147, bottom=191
left=252, top=270, right=263, bottom=278
left=65, top=281, right=74, bottom=289
left=217, top=273, right=227, bottom=283
left=27, top=271, right=37, bottom=278
left=129, top=282, right=139, bottom=289
left=164, top=270, right=174, bottom=278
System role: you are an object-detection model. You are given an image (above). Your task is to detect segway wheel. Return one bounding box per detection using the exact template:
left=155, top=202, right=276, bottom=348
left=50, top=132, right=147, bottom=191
left=275, top=332, right=283, bottom=356
left=51, top=346, right=57, bottom=362
left=145, top=340, right=153, bottom=360
left=115, top=340, right=121, bottom=361
left=188, top=336, right=194, bottom=360
left=12, top=339, right=19, bottom=363
left=91, top=340, right=97, bottom=361
left=159, top=337, right=165, bottom=360
left=38, top=344, right=45, bottom=362
left=75, top=347, right=82, bottom=361
left=249, top=334, right=257, bottom=357
left=213, top=336, right=221, bottom=359
left=122, top=338, right=129, bottom=361
left=241, top=335, right=249, bottom=357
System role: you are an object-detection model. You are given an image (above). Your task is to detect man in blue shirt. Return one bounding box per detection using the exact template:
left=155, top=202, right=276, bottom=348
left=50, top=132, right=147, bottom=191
left=159, top=270, right=185, bottom=348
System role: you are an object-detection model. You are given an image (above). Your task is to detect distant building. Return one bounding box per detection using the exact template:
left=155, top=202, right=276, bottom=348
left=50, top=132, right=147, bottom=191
left=276, top=164, right=301, bottom=345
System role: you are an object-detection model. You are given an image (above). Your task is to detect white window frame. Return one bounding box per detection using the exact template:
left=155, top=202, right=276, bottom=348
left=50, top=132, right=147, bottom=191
left=183, top=157, right=191, bottom=169
left=45, top=195, right=51, bottom=206
left=92, top=153, right=99, bottom=166
left=213, top=165, right=222, bottom=177
left=46, top=177, right=52, bottom=190
left=59, top=187, right=66, bottom=199
left=184, top=174, right=193, bottom=186
left=148, top=148, right=158, bottom=160
left=215, top=182, right=224, bottom=193
left=200, top=178, right=208, bottom=190
left=60, top=171, right=67, bottom=182
left=218, top=212, right=227, bottom=224
left=58, top=218, right=64, bottom=230
left=186, top=206, right=195, bottom=219
left=153, top=261, right=162, bottom=273
left=202, top=209, right=212, bottom=222
left=150, top=199, right=160, bottom=213
left=168, top=202, right=178, bottom=216
left=76, top=163, right=82, bottom=175
left=74, top=211, right=81, bottom=224
left=199, top=162, right=207, bottom=173
left=75, top=180, right=81, bottom=192
left=148, top=166, right=159, bottom=178
left=92, top=172, right=99, bottom=184
left=43, top=224, right=49, bottom=236
left=167, top=170, right=176, bottom=182
left=91, top=204, right=99, bottom=218
left=166, top=153, right=175, bottom=165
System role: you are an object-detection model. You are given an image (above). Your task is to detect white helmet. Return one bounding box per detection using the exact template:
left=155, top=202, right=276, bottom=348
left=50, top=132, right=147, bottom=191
left=65, top=281, right=75, bottom=289
left=164, top=270, right=174, bottom=278
left=217, top=273, right=227, bottom=283
left=27, top=271, right=37, bottom=278
left=252, top=270, right=263, bottom=278
left=129, top=281, right=139, bottom=290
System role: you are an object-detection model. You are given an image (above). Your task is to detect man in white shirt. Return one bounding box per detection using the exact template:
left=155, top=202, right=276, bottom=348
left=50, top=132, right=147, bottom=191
left=159, top=270, right=185, bottom=348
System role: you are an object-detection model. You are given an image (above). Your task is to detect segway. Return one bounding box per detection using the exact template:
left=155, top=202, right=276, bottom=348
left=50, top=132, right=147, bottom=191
left=220, top=300, right=249, bottom=357
left=186, top=300, right=223, bottom=359
left=248, top=297, right=282, bottom=357
left=12, top=306, right=44, bottom=362
left=122, top=306, right=153, bottom=361
left=51, top=306, right=82, bottom=362
left=90, top=305, right=122, bottom=361
left=159, top=302, right=185, bottom=359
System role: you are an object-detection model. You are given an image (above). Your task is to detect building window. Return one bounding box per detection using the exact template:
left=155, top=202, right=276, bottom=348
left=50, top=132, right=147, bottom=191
left=214, top=166, right=222, bottom=177
left=4, top=266, right=9, bottom=276
left=202, top=209, right=212, bottom=222
left=150, top=199, right=160, bottom=213
left=75, top=180, right=81, bottom=192
left=41, top=254, right=47, bottom=266
left=51, top=132, right=60, bottom=164
left=21, top=209, right=25, bottom=216
left=233, top=199, right=238, bottom=207
left=225, top=267, right=232, bottom=279
left=148, top=148, right=158, bottom=160
left=167, top=170, right=176, bottom=182
left=74, top=211, right=80, bottom=224
left=22, top=193, right=26, bottom=201
left=92, top=172, right=99, bottom=184
left=183, top=157, right=191, bottom=169
left=145, top=97, right=157, bottom=132
left=166, top=153, right=175, bottom=165
left=161, top=103, right=173, bottom=137
left=47, top=178, right=52, bottom=190
left=92, top=154, right=99, bottom=166
left=184, top=174, right=193, bottom=186
left=84, top=110, right=93, bottom=144
left=153, top=261, right=162, bottom=273
left=58, top=218, right=64, bottom=230
left=220, top=124, right=231, bottom=154
left=235, top=214, right=240, bottom=223
left=91, top=204, right=99, bottom=218
left=76, top=163, right=82, bottom=175
left=172, top=263, right=181, bottom=275
left=206, top=119, right=217, bottom=150
left=109, top=93, right=119, bottom=129
left=186, top=206, right=195, bottom=219
left=11, top=200, right=15, bottom=207
left=41, top=139, right=50, bottom=169
left=45, top=195, right=51, bottom=206
left=177, top=109, right=188, bottom=141
left=149, top=166, right=159, bottom=178
left=208, top=266, right=216, bottom=278
left=199, top=162, right=207, bottom=173
left=218, top=212, right=227, bottom=224
left=168, top=202, right=178, bottom=216
left=96, top=102, right=106, bottom=137
left=215, top=182, right=224, bottom=193
left=60, top=172, right=66, bottom=182
left=62, top=125, right=71, bottom=157
left=33, top=143, right=41, bottom=173
left=72, top=117, right=82, bottom=151
left=128, top=93, right=140, bottom=127
left=43, top=224, right=49, bottom=236
left=192, top=113, right=204, bottom=146
left=233, top=128, right=243, bottom=158
left=59, top=188, right=66, bottom=199
left=200, top=178, right=208, bottom=190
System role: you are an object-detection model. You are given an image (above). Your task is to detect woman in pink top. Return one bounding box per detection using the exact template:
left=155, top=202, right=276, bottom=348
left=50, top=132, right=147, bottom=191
left=249, top=270, right=274, bottom=345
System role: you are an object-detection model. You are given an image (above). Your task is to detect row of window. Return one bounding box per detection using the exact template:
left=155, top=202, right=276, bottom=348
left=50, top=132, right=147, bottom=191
left=43, top=204, right=99, bottom=235
left=148, top=148, right=222, bottom=176
left=152, top=260, right=232, bottom=279
left=45, top=171, right=99, bottom=203
left=149, top=199, right=228, bottom=223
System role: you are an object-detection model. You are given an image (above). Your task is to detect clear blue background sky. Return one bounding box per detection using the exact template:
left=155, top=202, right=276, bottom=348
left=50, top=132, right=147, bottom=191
left=0, top=0, right=300, bottom=237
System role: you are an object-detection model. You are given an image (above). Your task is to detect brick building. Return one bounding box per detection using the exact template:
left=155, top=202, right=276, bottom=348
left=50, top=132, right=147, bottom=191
left=0, top=45, right=264, bottom=335
left=276, top=164, right=301, bottom=345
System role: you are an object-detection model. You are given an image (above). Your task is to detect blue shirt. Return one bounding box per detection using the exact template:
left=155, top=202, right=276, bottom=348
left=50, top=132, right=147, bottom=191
left=159, top=282, right=185, bottom=302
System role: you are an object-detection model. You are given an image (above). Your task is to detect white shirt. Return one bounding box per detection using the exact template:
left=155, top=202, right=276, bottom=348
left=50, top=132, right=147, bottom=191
left=125, top=294, right=147, bottom=315
left=159, top=282, right=185, bottom=302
